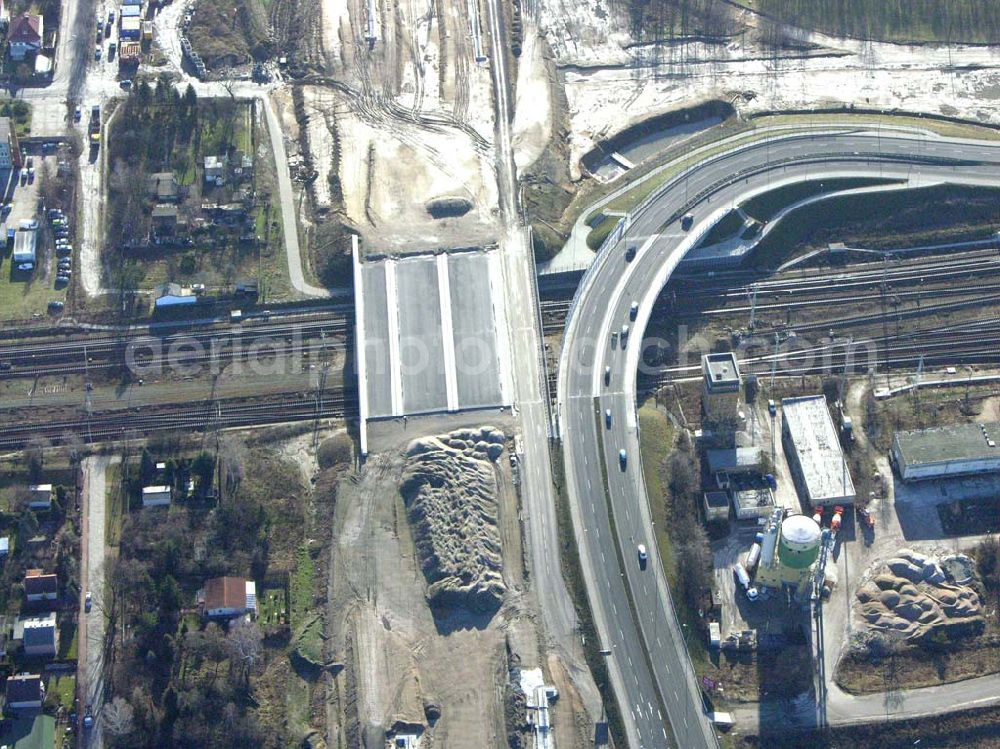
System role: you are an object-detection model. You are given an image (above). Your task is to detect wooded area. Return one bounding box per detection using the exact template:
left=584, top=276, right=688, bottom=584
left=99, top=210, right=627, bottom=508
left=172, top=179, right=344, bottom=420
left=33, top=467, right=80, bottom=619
left=753, top=0, right=1000, bottom=43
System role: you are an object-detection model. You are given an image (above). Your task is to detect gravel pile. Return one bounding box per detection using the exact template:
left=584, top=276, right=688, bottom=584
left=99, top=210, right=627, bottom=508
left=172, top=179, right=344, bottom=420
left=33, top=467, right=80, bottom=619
left=400, top=427, right=508, bottom=613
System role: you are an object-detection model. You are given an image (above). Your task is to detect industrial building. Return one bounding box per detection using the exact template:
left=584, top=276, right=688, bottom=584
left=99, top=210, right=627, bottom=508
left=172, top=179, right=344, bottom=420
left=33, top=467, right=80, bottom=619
left=781, top=395, right=855, bottom=507
left=706, top=446, right=762, bottom=476
left=754, top=509, right=823, bottom=596
left=703, top=491, right=730, bottom=522
left=12, top=229, right=36, bottom=266
left=702, top=352, right=741, bottom=424
left=892, top=422, right=1000, bottom=481
left=731, top=485, right=775, bottom=520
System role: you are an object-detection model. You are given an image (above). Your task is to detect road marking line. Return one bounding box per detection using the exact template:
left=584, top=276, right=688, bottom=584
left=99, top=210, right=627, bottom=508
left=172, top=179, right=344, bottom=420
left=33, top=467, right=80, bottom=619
left=436, top=254, right=460, bottom=412
left=384, top=259, right=404, bottom=416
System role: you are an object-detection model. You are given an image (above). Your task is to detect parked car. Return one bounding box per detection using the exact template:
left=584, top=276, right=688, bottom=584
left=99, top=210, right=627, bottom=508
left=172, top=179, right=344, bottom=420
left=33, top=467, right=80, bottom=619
left=85, top=591, right=92, bottom=612
left=95, top=47, right=101, bottom=60
left=16, top=263, right=33, bottom=272
left=120, top=79, right=132, bottom=89
left=74, top=105, right=82, bottom=121
left=57, top=246, right=73, bottom=256
left=55, top=275, right=69, bottom=287
left=47, top=300, right=64, bottom=312
left=27, top=167, right=34, bottom=182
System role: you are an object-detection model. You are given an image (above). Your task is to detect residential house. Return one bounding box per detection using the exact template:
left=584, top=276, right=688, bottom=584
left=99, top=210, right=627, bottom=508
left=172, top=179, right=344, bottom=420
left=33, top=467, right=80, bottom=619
left=151, top=204, right=179, bottom=234
left=5, top=674, right=44, bottom=710
left=142, top=485, right=172, bottom=507
left=8, top=14, right=42, bottom=61
left=204, top=155, right=227, bottom=185
left=232, top=150, right=254, bottom=181
left=18, top=612, right=56, bottom=657
left=27, top=484, right=51, bottom=510
left=202, top=576, right=257, bottom=619
left=146, top=172, right=180, bottom=202
left=23, top=570, right=57, bottom=603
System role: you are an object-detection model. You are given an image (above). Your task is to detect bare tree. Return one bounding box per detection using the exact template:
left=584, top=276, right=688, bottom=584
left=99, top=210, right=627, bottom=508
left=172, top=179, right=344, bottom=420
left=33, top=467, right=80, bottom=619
left=218, top=436, right=247, bottom=501
left=61, top=430, right=86, bottom=466
left=25, top=435, right=51, bottom=481
left=226, top=619, right=264, bottom=685
left=102, top=696, right=135, bottom=738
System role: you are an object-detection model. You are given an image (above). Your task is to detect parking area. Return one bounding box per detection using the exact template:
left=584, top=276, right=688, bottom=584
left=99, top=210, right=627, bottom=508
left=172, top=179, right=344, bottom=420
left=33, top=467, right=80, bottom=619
left=0, top=149, right=73, bottom=320
left=358, top=249, right=510, bottom=419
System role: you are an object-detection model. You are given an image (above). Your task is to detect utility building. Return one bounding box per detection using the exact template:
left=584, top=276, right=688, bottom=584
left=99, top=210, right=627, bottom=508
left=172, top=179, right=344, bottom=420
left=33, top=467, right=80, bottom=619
left=781, top=395, right=855, bottom=507
left=702, top=353, right=741, bottom=425
left=892, top=422, right=1000, bottom=482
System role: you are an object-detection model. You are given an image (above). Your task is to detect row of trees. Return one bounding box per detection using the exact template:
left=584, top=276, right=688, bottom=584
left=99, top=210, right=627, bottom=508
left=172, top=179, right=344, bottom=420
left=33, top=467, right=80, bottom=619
left=657, top=431, right=714, bottom=613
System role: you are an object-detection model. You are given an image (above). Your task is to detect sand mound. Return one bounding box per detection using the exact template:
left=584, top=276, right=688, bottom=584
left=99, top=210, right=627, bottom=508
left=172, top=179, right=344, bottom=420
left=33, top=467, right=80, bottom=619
left=400, top=427, right=508, bottom=613
left=855, top=550, right=984, bottom=642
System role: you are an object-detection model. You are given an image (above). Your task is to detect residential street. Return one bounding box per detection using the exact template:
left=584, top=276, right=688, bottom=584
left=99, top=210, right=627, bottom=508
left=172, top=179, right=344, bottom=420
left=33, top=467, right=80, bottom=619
left=78, top=454, right=115, bottom=749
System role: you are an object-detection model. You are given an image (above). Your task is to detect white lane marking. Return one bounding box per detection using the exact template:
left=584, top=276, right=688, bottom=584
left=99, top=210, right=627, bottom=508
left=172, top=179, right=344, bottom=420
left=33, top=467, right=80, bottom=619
left=436, top=253, right=460, bottom=411
left=384, top=259, right=404, bottom=416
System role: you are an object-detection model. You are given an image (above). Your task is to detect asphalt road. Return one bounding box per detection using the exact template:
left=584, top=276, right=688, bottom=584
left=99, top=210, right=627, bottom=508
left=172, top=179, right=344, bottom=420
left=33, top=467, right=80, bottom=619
left=558, top=130, right=1000, bottom=748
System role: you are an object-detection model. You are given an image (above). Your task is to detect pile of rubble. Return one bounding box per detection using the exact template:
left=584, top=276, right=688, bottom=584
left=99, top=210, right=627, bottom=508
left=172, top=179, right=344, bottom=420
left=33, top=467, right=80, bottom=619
left=400, top=427, right=508, bottom=614
left=855, top=549, right=984, bottom=642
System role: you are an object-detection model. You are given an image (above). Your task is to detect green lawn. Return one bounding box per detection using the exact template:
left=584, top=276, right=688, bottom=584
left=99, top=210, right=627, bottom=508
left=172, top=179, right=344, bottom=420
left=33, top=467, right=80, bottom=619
left=105, top=464, right=125, bottom=547
left=7, top=713, right=54, bottom=749
left=45, top=674, right=76, bottom=712
left=0, top=99, right=32, bottom=138
left=57, top=616, right=78, bottom=661
left=257, top=585, right=288, bottom=629
left=0, top=256, right=68, bottom=322
left=637, top=401, right=679, bottom=587
left=289, top=544, right=315, bottom=627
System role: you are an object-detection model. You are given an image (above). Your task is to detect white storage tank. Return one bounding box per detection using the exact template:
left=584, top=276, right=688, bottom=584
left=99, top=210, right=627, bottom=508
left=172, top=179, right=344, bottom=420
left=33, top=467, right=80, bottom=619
left=778, top=514, right=822, bottom=570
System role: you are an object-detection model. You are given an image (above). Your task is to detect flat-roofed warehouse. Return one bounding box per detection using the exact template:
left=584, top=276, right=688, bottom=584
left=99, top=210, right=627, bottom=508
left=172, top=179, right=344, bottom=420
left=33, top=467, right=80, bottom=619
left=892, top=422, right=1000, bottom=481
left=781, top=395, right=855, bottom=507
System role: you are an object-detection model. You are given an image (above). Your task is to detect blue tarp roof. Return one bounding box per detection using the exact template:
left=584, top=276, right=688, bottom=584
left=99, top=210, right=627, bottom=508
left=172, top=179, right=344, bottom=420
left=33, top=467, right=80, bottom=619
left=155, top=295, right=197, bottom=308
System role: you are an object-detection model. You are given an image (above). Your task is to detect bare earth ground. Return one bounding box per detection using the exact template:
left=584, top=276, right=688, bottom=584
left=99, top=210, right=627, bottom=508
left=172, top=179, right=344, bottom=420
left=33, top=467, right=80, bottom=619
left=269, top=0, right=510, bottom=255
left=324, top=418, right=595, bottom=747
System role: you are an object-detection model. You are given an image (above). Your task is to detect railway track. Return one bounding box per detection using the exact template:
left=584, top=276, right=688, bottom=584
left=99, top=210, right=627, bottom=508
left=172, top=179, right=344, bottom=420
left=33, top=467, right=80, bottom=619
left=0, top=317, right=352, bottom=378
left=646, top=327, right=1000, bottom=382
left=0, top=390, right=357, bottom=450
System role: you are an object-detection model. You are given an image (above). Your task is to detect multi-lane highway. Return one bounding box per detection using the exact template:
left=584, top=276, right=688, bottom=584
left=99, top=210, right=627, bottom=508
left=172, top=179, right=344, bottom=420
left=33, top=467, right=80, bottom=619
left=558, top=130, right=1000, bottom=747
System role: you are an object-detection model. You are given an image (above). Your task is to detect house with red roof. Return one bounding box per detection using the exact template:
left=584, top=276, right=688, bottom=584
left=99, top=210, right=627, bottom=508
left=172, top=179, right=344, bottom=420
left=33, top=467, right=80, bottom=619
left=8, top=14, right=42, bottom=61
